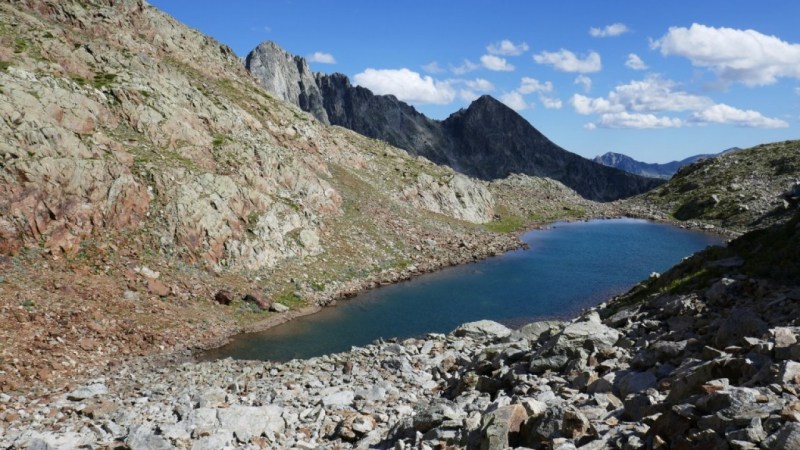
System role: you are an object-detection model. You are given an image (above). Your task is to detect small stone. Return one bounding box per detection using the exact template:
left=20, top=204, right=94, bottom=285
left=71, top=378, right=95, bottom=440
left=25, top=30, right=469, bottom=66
left=147, top=278, right=170, bottom=297
left=67, top=383, right=108, bottom=401
left=270, top=302, right=290, bottom=313
left=243, top=291, right=271, bottom=310
left=322, top=390, right=354, bottom=407
left=214, top=290, right=234, bottom=305
left=126, top=425, right=172, bottom=450
left=562, top=408, right=592, bottom=439
left=82, top=400, right=117, bottom=420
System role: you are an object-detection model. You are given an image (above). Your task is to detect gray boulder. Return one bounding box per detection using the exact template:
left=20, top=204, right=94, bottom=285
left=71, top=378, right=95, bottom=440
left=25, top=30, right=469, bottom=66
left=763, top=422, right=800, bottom=450
left=126, top=425, right=172, bottom=450
left=615, top=371, right=657, bottom=398
left=66, top=383, right=108, bottom=401
left=216, top=405, right=285, bottom=439
left=480, top=404, right=528, bottom=450
left=453, top=320, right=512, bottom=341
left=508, top=320, right=564, bottom=344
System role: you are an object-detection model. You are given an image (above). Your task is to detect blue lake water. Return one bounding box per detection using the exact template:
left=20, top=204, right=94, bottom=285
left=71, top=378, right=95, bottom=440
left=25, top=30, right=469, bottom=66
left=202, top=219, right=723, bottom=362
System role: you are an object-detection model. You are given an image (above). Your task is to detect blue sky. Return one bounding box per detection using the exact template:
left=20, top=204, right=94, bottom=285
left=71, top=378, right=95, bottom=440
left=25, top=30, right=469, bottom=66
left=150, top=1, right=799, bottom=163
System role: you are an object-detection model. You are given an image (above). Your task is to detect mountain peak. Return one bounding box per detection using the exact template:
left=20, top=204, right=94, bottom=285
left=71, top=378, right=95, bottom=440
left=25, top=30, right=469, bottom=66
left=465, top=94, right=512, bottom=112
left=245, top=40, right=329, bottom=123
left=245, top=43, right=663, bottom=201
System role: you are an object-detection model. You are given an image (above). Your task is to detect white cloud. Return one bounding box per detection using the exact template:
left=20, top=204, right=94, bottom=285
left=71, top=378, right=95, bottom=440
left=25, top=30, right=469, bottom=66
left=353, top=68, right=456, bottom=104
left=421, top=61, right=445, bottom=74
left=572, top=75, right=786, bottom=129
left=540, top=96, right=563, bottom=109
left=451, top=59, right=479, bottom=75
left=571, top=94, right=622, bottom=115
left=455, top=78, right=495, bottom=101
left=464, top=78, right=495, bottom=91
left=625, top=53, right=648, bottom=70
left=534, top=49, right=602, bottom=73
left=574, top=75, right=592, bottom=92
left=486, top=39, right=529, bottom=56
left=590, top=23, right=630, bottom=38
left=594, top=112, right=683, bottom=129
left=459, top=90, right=480, bottom=102
left=652, top=23, right=800, bottom=86
left=481, top=54, right=515, bottom=72
left=690, top=104, right=788, bottom=128
left=500, top=91, right=530, bottom=111
left=570, top=76, right=712, bottom=115
left=796, top=87, right=800, bottom=95
left=307, top=52, right=336, bottom=64
left=584, top=123, right=597, bottom=130
left=519, top=77, right=553, bottom=94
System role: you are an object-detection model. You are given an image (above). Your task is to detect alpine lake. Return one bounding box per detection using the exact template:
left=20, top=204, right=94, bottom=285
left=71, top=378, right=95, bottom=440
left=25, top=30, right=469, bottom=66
left=202, top=219, right=724, bottom=362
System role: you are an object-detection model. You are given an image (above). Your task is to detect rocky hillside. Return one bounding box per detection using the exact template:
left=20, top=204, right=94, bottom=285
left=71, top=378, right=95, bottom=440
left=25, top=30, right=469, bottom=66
left=245, top=42, right=663, bottom=202
left=626, top=140, right=800, bottom=233
left=3, top=213, right=799, bottom=448
left=0, top=0, right=617, bottom=393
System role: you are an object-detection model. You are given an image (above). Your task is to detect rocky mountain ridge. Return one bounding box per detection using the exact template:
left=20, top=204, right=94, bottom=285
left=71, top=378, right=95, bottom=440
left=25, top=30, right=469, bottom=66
left=594, top=148, right=740, bottom=180
left=244, top=41, right=664, bottom=202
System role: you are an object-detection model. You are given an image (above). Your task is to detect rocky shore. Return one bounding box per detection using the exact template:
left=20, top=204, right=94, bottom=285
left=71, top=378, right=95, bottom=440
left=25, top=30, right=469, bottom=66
left=2, top=215, right=798, bottom=449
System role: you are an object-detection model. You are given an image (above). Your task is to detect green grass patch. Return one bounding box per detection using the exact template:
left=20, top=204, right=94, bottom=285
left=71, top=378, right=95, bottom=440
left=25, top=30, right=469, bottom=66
left=0, top=60, right=11, bottom=71
left=13, top=38, right=28, bottom=54
left=484, top=215, right=525, bottom=233
left=211, top=133, right=228, bottom=148
left=93, top=72, right=117, bottom=88
left=274, top=289, right=303, bottom=307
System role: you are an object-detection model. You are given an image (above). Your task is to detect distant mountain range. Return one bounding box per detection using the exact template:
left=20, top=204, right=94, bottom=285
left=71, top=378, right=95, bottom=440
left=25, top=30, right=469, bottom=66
left=593, top=148, right=740, bottom=179
left=244, top=41, right=663, bottom=201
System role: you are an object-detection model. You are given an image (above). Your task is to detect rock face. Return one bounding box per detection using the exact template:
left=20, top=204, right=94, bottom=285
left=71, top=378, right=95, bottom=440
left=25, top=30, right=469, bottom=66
left=4, top=214, right=799, bottom=449
left=399, top=172, right=495, bottom=223
left=244, top=41, right=329, bottom=124
left=245, top=42, right=663, bottom=202
left=593, top=148, right=739, bottom=180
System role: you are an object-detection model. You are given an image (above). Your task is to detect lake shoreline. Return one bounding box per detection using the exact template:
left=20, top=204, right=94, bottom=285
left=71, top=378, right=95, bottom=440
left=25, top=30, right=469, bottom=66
left=195, top=214, right=728, bottom=362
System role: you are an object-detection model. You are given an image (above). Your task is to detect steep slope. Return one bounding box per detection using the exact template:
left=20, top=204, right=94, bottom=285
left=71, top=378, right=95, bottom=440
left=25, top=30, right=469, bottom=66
left=0, top=0, right=558, bottom=391
left=245, top=42, right=663, bottom=202
left=626, top=140, right=800, bottom=233
left=594, top=147, right=741, bottom=179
